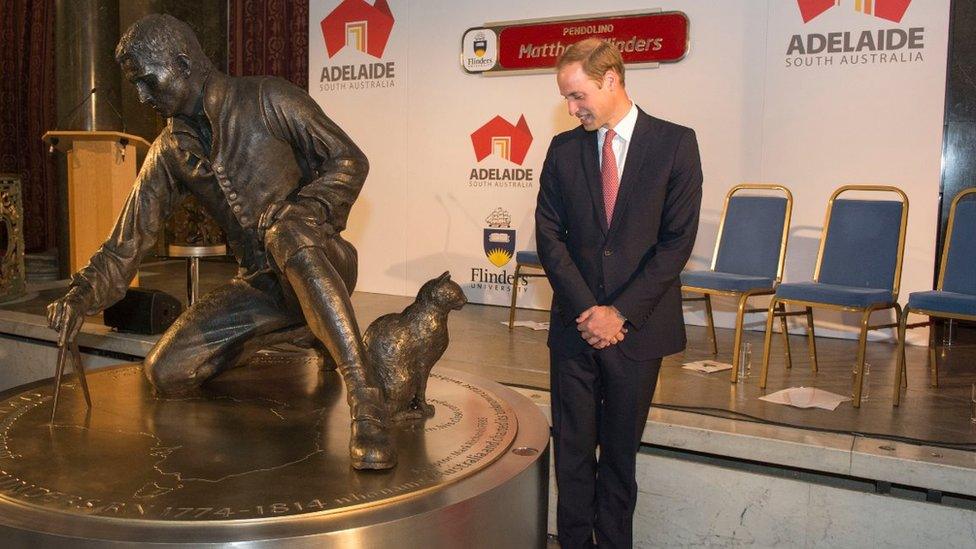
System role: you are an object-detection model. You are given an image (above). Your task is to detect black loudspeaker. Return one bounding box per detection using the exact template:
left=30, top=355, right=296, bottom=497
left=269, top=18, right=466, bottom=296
left=103, top=288, right=183, bottom=335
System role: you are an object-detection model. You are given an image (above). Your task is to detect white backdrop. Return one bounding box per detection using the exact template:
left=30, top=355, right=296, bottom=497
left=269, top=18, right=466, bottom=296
left=308, top=0, right=949, bottom=344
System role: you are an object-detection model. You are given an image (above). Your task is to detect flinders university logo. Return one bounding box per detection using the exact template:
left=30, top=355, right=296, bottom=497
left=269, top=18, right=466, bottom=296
left=469, top=208, right=530, bottom=293
left=461, top=28, right=498, bottom=72
left=483, top=208, right=516, bottom=268
left=797, top=0, right=912, bottom=24
left=467, top=115, right=534, bottom=189
left=474, top=32, right=488, bottom=57
left=786, top=0, right=923, bottom=69
left=318, top=0, right=396, bottom=92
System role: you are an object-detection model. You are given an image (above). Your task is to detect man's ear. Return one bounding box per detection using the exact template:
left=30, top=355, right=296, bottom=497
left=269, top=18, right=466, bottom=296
left=604, top=70, right=616, bottom=91
left=176, top=53, right=192, bottom=77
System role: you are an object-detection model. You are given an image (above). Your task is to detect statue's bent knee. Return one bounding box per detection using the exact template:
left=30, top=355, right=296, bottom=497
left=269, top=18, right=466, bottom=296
left=143, top=339, right=208, bottom=396
left=265, top=217, right=357, bottom=293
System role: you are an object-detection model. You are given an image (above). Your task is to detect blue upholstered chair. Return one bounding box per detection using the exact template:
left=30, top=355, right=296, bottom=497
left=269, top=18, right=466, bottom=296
left=681, top=184, right=794, bottom=382
left=508, top=250, right=547, bottom=329
left=759, top=185, right=909, bottom=408
left=893, top=188, right=976, bottom=406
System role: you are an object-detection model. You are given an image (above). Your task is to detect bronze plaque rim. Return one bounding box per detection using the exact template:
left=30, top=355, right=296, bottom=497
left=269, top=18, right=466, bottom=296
left=0, top=365, right=548, bottom=543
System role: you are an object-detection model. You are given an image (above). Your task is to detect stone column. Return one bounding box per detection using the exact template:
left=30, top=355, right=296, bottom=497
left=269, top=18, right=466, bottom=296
left=54, top=0, right=123, bottom=131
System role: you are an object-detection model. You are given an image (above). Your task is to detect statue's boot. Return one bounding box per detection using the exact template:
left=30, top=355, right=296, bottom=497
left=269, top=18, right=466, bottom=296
left=289, top=327, right=338, bottom=371
left=283, top=247, right=396, bottom=470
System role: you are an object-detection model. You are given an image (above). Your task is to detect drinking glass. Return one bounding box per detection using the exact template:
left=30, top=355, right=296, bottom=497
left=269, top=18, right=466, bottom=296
left=738, top=342, right=753, bottom=382
left=852, top=362, right=871, bottom=401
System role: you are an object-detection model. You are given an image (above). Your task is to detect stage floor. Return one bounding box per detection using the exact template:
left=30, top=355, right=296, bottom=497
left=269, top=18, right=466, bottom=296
left=4, top=258, right=975, bottom=450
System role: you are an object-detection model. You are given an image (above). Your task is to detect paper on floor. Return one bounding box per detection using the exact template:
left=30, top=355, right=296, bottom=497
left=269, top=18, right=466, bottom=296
left=759, top=387, right=851, bottom=410
left=502, top=320, right=550, bottom=331
left=682, top=360, right=734, bottom=373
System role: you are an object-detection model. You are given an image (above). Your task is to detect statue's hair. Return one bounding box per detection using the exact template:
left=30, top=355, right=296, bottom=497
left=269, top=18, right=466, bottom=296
left=556, top=38, right=625, bottom=87
left=115, top=14, right=214, bottom=71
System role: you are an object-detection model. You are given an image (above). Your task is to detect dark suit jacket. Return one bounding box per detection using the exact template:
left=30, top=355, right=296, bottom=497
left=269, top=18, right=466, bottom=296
left=535, top=108, right=702, bottom=360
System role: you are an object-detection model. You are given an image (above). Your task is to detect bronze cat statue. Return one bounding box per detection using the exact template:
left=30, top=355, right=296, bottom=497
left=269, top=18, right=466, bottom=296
left=364, top=272, right=466, bottom=422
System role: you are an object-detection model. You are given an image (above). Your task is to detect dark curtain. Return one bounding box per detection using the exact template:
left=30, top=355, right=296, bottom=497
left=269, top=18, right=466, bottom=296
left=0, top=0, right=58, bottom=253
left=228, top=0, right=309, bottom=89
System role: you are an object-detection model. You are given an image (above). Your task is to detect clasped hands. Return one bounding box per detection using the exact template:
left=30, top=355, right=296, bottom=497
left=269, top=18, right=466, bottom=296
left=576, top=305, right=627, bottom=349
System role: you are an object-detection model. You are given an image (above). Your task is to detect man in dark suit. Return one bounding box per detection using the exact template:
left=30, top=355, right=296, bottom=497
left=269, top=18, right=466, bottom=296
left=536, top=39, right=702, bottom=548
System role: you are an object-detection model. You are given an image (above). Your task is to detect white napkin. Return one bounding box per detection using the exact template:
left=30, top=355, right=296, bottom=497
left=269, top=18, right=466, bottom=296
left=682, top=360, right=734, bottom=373
left=759, top=387, right=851, bottom=411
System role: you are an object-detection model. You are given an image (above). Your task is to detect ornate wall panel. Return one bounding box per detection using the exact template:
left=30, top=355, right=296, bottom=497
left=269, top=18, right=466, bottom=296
left=229, top=0, right=309, bottom=89
left=0, top=0, right=58, bottom=253
left=0, top=174, right=26, bottom=302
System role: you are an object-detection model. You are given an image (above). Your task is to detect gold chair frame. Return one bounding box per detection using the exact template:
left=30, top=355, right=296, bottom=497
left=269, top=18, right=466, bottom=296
left=758, top=185, right=909, bottom=408
left=682, top=184, right=794, bottom=382
left=893, top=188, right=976, bottom=406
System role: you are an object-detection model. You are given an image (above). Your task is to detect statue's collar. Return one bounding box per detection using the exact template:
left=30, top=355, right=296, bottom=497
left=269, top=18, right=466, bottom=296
left=168, top=71, right=227, bottom=159
left=201, top=71, right=228, bottom=127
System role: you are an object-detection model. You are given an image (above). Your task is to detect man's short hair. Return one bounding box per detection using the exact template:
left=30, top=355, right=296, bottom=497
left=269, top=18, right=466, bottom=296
left=115, top=14, right=212, bottom=70
left=556, top=38, right=625, bottom=87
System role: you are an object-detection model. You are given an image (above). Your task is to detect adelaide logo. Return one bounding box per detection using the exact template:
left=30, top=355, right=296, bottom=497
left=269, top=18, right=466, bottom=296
left=470, top=115, right=532, bottom=165
left=321, top=0, right=395, bottom=58
left=797, top=0, right=912, bottom=24
left=317, top=0, right=397, bottom=92
left=467, top=115, right=535, bottom=189
left=787, top=0, right=923, bottom=68
left=483, top=208, right=515, bottom=268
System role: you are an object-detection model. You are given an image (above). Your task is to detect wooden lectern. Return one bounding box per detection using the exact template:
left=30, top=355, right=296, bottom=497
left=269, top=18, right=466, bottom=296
left=42, top=131, right=151, bottom=275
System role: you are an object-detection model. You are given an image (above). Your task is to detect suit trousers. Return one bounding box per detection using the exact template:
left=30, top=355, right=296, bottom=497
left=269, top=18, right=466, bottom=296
left=551, top=345, right=662, bottom=549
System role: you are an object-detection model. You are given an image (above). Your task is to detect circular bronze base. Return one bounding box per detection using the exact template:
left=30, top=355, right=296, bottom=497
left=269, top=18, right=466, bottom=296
left=0, top=356, right=549, bottom=546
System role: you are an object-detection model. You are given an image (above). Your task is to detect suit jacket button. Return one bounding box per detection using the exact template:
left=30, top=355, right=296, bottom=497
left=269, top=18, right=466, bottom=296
left=232, top=205, right=242, bottom=213
left=604, top=249, right=613, bottom=256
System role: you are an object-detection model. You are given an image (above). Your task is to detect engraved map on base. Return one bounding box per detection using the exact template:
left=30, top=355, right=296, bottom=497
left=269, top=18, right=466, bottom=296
left=0, top=358, right=516, bottom=521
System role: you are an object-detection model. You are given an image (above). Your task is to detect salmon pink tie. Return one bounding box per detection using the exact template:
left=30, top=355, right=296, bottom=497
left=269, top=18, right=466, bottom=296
left=602, top=128, right=619, bottom=224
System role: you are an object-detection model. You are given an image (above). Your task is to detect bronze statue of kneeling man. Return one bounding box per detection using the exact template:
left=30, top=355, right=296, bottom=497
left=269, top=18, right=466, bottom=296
left=46, top=14, right=395, bottom=470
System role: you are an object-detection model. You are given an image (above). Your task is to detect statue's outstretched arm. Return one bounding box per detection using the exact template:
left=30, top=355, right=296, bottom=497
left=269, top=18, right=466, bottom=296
left=49, top=136, right=182, bottom=341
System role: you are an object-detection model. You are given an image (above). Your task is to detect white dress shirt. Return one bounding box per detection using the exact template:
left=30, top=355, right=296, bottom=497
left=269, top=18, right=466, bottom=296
left=597, top=101, right=638, bottom=177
